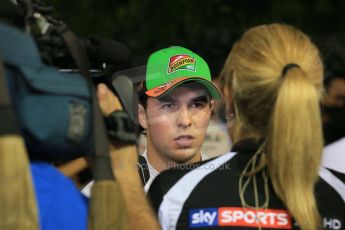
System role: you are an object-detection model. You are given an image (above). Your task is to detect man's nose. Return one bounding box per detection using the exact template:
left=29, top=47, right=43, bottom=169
left=176, top=106, right=192, bottom=128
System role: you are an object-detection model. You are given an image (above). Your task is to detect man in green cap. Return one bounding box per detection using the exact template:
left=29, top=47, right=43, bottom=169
left=137, top=46, right=221, bottom=191
left=82, top=46, right=221, bottom=195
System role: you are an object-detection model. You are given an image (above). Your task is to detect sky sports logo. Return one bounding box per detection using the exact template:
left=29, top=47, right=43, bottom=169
left=189, top=207, right=292, bottom=228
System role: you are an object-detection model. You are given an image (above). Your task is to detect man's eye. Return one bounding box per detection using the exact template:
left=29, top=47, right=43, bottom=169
left=192, top=102, right=206, bottom=108
left=162, top=103, right=176, bottom=110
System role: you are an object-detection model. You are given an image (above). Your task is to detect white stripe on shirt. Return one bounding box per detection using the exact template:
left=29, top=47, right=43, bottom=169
left=158, top=152, right=237, bottom=230
left=319, top=167, right=345, bottom=203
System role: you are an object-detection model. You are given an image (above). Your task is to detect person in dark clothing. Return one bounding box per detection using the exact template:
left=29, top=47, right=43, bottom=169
left=322, top=74, right=345, bottom=145
left=148, top=23, right=345, bottom=230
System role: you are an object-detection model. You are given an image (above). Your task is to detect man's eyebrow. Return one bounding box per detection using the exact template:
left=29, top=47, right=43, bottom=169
left=157, top=95, right=210, bottom=103
left=191, top=95, right=209, bottom=103
left=157, top=95, right=176, bottom=103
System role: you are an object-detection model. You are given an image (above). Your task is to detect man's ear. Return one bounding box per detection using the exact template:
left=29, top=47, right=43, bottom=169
left=138, top=104, right=148, bottom=129
left=210, top=99, right=215, bottom=111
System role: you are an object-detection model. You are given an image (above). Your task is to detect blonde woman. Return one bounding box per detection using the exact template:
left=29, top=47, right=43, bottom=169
left=148, top=24, right=345, bottom=230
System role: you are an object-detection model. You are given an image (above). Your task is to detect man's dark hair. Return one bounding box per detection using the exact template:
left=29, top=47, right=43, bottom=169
left=136, top=82, right=148, bottom=108
left=324, top=73, right=345, bottom=90
left=135, top=81, right=147, bottom=134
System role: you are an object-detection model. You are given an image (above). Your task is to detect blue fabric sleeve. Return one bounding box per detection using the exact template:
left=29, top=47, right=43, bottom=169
left=30, top=162, right=88, bottom=230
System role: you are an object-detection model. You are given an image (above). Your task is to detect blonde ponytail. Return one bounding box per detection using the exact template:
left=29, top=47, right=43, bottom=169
left=267, top=67, right=323, bottom=229
left=221, top=23, right=324, bottom=230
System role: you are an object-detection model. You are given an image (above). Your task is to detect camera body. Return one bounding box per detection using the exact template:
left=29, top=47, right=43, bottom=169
left=1, top=0, right=136, bottom=162
left=1, top=22, right=93, bottom=161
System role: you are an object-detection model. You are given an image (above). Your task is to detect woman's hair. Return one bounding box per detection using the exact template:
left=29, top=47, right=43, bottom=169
left=221, top=23, right=324, bottom=229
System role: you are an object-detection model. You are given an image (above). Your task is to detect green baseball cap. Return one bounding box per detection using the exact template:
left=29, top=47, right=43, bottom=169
left=145, top=46, right=221, bottom=99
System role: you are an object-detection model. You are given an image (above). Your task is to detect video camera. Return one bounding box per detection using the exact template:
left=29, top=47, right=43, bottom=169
left=0, top=0, right=139, bottom=162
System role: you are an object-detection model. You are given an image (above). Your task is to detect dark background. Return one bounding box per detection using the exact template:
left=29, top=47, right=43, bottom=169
left=49, top=0, right=345, bottom=78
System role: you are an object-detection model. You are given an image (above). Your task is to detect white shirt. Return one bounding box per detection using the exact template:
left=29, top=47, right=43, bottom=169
left=141, top=150, right=159, bottom=192
left=81, top=151, right=159, bottom=196
left=142, top=150, right=208, bottom=192
left=81, top=150, right=208, bottom=196
left=322, top=137, right=345, bottom=174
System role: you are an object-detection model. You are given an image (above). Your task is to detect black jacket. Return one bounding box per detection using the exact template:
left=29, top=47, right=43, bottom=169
left=148, top=139, right=345, bottom=230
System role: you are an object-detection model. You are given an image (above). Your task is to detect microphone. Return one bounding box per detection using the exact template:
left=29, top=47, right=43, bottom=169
left=82, top=36, right=130, bottom=65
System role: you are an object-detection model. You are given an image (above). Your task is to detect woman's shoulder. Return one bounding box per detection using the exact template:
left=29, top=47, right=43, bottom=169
left=147, top=152, right=237, bottom=211
left=316, top=167, right=345, bottom=224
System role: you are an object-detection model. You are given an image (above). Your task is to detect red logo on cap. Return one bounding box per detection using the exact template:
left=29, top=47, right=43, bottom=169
left=168, top=54, right=196, bottom=73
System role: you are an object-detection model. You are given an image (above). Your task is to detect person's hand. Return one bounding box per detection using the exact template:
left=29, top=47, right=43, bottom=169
left=96, top=84, right=159, bottom=230
left=96, top=83, right=138, bottom=174
left=97, top=83, right=122, bottom=116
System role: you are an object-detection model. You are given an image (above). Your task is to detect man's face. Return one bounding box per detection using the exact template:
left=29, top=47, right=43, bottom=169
left=322, top=78, right=345, bottom=122
left=327, top=78, right=345, bottom=108
left=139, top=83, right=213, bottom=166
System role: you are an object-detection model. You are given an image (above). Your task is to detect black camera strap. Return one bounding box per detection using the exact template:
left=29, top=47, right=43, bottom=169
left=56, top=25, right=114, bottom=181
left=0, top=59, right=20, bottom=135
left=55, top=24, right=132, bottom=230
left=56, top=24, right=91, bottom=80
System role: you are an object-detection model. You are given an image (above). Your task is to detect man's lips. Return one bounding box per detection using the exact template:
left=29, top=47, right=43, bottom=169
left=174, top=135, right=194, bottom=147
